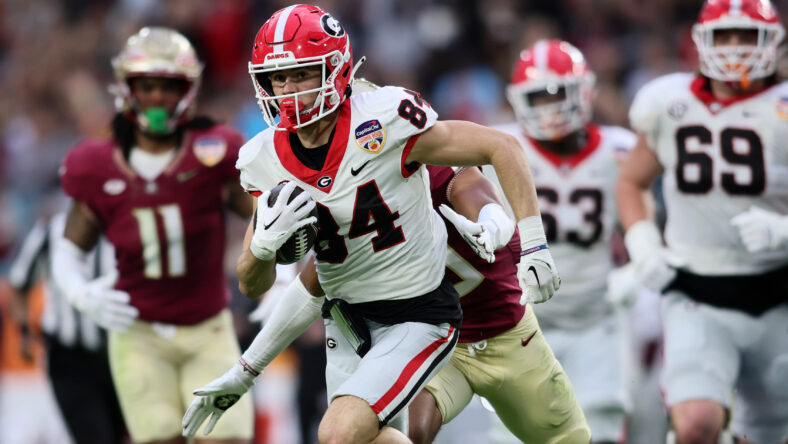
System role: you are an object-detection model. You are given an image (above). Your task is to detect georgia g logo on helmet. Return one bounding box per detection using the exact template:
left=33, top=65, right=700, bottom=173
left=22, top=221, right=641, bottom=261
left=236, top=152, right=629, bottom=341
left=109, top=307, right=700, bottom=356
left=321, top=14, right=345, bottom=37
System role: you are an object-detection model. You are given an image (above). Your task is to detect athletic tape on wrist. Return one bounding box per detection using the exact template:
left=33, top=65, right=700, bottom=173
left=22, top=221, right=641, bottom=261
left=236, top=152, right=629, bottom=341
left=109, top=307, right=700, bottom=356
left=238, top=357, right=260, bottom=377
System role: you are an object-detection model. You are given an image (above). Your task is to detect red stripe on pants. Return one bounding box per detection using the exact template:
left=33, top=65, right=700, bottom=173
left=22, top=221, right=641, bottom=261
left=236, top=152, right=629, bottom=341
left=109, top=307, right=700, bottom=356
left=371, top=325, right=455, bottom=414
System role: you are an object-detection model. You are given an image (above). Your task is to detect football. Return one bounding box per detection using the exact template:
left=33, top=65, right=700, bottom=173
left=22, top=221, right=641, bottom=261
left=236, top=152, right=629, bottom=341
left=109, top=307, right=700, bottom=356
left=262, top=182, right=318, bottom=264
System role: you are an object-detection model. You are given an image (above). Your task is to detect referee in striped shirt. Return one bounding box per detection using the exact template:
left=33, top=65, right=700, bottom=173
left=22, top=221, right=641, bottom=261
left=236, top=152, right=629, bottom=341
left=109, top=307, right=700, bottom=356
left=8, top=212, right=125, bottom=443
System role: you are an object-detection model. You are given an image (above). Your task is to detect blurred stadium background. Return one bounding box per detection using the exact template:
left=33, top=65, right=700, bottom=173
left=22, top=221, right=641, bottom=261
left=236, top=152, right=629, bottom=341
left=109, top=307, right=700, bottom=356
left=0, top=0, right=784, bottom=443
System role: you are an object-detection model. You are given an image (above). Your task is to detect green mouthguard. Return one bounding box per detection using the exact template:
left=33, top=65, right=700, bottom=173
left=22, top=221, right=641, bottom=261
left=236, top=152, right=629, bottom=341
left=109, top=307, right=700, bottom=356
left=143, top=108, right=170, bottom=134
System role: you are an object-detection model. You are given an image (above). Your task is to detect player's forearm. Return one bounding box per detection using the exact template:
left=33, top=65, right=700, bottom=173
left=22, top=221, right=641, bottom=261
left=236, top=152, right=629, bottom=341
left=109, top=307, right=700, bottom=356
left=236, top=250, right=277, bottom=298
left=241, top=274, right=324, bottom=372
left=490, top=141, right=541, bottom=221
left=52, top=237, right=91, bottom=300
left=616, top=175, right=650, bottom=231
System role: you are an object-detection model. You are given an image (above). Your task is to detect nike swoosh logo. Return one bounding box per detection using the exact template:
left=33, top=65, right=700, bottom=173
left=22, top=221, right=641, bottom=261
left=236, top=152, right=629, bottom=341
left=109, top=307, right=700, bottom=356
left=521, top=331, right=537, bottom=347
left=351, top=160, right=370, bottom=176
left=263, top=214, right=280, bottom=230
left=527, top=265, right=541, bottom=286
left=177, top=169, right=199, bottom=182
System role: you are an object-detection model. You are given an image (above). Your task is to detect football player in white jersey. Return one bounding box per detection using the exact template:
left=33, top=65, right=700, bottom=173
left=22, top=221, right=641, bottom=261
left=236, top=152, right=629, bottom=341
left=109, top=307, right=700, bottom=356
left=617, top=1, right=788, bottom=443
left=481, top=39, right=637, bottom=444
left=180, top=5, right=559, bottom=444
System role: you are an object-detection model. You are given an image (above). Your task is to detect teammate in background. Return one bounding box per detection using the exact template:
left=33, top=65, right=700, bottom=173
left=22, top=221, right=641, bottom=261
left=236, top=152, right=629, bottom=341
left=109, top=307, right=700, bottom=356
left=617, top=1, right=788, bottom=443
left=407, top=164, right=591, bottom=443
left=480, top=39, right=636, bottom=444
left=181, top=5, right=559, bottom=444
left=8, top=212, right=125, bottom=443
left=54, top=27, right=254, bottom=444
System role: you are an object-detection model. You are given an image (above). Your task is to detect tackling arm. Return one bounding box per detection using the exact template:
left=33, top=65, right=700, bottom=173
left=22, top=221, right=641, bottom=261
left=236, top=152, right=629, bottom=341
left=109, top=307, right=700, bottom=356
left=409, top=121, right=558, bottom=304
left=438, top=167, right=515, bottom=262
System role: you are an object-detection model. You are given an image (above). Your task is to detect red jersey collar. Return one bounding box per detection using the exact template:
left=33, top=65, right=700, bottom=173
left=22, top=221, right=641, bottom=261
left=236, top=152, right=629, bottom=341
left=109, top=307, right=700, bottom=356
left=527, top=124, right=601, bottom=171
left=273, top=101, right=351, bottom=193
left=690, top=75, right=775, bottom=113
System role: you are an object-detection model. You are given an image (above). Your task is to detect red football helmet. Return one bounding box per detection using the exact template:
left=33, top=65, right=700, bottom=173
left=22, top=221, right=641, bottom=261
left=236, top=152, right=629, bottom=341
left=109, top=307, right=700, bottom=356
left=111, top=27, right=203, bottom=135
left=506, top=40, right=595, bottom=141
left=692, top=0, right=784, bottom=85
left=249, top=4, right=360, bottom=131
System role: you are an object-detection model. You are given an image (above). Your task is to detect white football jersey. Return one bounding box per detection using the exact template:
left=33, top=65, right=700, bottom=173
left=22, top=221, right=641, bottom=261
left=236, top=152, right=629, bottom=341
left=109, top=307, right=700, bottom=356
left=630, top=73, right=788, bottom=275
left=237, top=86, right=447, bottom=303
left=484, top=123, right=635, bottom=329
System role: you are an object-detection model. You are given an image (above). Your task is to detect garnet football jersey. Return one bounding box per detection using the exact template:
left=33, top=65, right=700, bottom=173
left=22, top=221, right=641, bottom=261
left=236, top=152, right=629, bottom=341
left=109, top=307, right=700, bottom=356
left=427, top=166, right=524, bottom=343
left=60, top=125, right=244, bottom=325
left=484, top=123, right=635, bottom=329
left=631, top=73, right=788, bottom=275
left=237, top=86, right=448, bottom=303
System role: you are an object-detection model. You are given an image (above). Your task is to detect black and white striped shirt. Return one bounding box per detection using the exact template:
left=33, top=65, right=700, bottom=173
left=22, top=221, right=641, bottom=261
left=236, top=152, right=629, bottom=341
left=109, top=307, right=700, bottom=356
left=8, top=213, right=115, bottom=351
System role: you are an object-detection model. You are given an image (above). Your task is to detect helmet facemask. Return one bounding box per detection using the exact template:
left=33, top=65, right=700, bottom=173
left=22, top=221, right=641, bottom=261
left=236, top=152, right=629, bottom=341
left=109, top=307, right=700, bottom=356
left=693, top=18, right=785, bottom=86
left=249, top=48, right=350, bottom=132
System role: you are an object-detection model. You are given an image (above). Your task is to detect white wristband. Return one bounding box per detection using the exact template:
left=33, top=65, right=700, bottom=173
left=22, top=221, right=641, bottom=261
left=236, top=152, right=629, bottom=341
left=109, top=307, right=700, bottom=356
left=478, top=203, right=515, bottom=250
left=517, top=216, right=547, bottom=250
left=241, top=277, right=324, bottom=372
left=624, top=220, right=662, bottom=263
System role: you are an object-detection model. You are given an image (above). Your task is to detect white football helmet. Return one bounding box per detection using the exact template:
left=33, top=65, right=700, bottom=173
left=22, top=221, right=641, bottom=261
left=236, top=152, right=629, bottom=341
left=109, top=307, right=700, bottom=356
left=111, top=27, right=203, bottom=135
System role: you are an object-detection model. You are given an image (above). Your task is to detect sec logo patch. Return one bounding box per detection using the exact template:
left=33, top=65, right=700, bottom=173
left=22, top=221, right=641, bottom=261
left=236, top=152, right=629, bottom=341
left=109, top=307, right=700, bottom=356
left=354, top=119, right=385, bottom=153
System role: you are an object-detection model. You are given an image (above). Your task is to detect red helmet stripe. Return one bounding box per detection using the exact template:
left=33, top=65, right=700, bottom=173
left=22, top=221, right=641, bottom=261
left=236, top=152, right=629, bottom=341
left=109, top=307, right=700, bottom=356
left=273, top=4, right=298, bottom=53
left=731, top=0, right=742, bottom=15
left=534, top=40, right=549, bottom=73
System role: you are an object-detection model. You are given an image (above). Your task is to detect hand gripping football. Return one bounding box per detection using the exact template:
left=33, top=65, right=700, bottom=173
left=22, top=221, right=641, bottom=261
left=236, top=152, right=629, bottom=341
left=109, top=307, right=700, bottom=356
left=265, top=182, right=318, bottom=264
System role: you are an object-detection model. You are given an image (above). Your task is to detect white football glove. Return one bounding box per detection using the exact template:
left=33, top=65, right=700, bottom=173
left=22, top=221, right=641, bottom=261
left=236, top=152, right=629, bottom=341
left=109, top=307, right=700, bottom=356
left=517, top=216, right=560, bottom=305
left=730, top=206, right=788, bottom=254
left=69, top=272, right=138, bottom=332
left=439, top=204, right=494, bottom=263
left=604, top=264, right=640, bottom=308
left=624, top=220, right=685, bottom=292
left=182, top=361, right=258, bottom=437
left=250, top=182, right=318, bottom=261
left=438, top=203, right=515, bottom=264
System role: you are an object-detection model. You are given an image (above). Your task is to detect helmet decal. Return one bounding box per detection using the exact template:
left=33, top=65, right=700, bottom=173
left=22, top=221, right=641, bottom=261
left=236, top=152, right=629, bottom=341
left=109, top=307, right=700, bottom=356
left=321, top=14, right=345, bottom=37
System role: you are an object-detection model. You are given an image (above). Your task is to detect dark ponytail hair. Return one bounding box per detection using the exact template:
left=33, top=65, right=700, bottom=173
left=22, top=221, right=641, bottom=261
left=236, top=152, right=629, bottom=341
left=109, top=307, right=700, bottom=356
left=111, top=114, right=218, bottom=160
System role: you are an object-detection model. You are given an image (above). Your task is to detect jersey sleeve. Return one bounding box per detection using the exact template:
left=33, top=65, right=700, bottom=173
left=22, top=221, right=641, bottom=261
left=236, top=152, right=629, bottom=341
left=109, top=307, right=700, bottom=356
left=236, top=131, right=270, bottom=196
left=604, top=126, right=638, bottom=164
left=59, top=142, right=99, bottom=207
left=628, top=77, right=665, bottom=149
left=357, top=86, right=438, bottom=145
left=216, top=126, right=246, bottom=183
